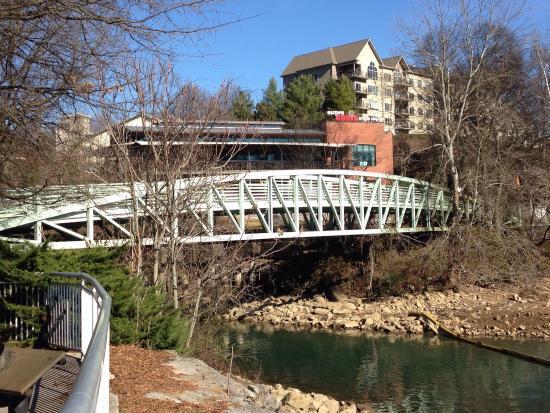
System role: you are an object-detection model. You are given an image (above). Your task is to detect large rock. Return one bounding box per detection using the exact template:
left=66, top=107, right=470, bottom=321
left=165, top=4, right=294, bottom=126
left=333, top=308, right=352, bottom=315
left=314, top=308, right=331, bottom=315
left=314, top=295, right=327, bottom=304
left=370, top=312, right=381, bottom=321
left=343, top=321, right=360, bottom=329
left=363, top=317, right=374, bottom=326
left=230, top=308, right=246, bottom=319
left=283, top=391, right=312, bottom=410
left=326, top=399, right=340, bottom=413
left=261, top=393, right=281, bottom=410
left=342, top=302, right=357, bottom=310
left=339, top=404, right=357, bottom=413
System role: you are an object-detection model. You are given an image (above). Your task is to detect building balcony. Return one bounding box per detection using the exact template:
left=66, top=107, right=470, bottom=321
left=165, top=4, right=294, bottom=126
left=395, top=109, right=410, bottom=117
left=395, top=122, right=413, bottom=130
left=393, top=77, right=409, bottom=87
left=356, top=101, right=379, bottom=111
left=354, top=83, right=368, bottom=95
left=346, top=70, right=366, bottom=79
left=394, top=93, right=409, bottom=101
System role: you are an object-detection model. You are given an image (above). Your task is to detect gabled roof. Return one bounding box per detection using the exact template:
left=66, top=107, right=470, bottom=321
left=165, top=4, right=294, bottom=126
left=382, top=55, right=402, bottom=68
left=381, top=55, right=410, bottom=70
left=282, top=38, right=384, bottom=76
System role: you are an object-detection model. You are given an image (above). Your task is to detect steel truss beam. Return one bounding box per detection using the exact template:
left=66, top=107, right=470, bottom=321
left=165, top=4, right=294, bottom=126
left=0, top=169, right=461, bottom=249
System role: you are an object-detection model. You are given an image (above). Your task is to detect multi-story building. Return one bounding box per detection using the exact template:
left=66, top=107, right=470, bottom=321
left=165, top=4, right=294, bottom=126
left=89, top=115, right=393, bottom=174
left=282, top=38, right=434, bottom=135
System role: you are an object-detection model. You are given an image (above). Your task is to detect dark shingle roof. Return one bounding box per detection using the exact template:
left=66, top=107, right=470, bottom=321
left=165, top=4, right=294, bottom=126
left=382, top=55, right=403, bottom=68
left=282, top=39, right=374, bottom=76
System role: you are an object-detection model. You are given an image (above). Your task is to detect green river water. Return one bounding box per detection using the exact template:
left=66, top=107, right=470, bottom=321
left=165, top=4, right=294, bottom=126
left=222, top=323, right=550, bottom=413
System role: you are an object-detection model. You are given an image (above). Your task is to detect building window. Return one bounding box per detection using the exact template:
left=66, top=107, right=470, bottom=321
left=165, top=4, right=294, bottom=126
left=419, top=123, right=424, bottom=130
left=418, top=108, right=424, bottom=116
left=385, top=118, right=393, bottom=126
left=368, top=62, right=378, bottom=79
left=368, top=100, right=379, bottom=110
left=367, top=85, right=378, bottom=95
left=352, top=144, right=376, bottom=167
left=384, top=73, right=392, bottom=82
left=384, top=102, right=392, bottom=112
left=384, top=88, right=392, bottom=97
left=426, top=109, right=433, bottom=117
left=409, top=93, right=415, bottom=100
left=409, top=107, right=415, bottom=115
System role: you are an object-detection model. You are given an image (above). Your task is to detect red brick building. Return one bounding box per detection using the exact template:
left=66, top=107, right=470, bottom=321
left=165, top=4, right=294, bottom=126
left=325, top=120, right=393, bottom=174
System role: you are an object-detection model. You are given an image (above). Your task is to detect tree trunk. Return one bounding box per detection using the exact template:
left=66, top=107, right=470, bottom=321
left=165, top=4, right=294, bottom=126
left=186, top=279, right=202, bottom=348
left=368, top=245, right=375, bottom=293
left=171, top=256, right=179, bottom=309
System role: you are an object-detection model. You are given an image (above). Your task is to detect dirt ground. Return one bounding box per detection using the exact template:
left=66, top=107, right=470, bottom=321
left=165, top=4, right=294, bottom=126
left=431, top=276, right=550, bottom=338
left=110, top=345, right=232, bottom=413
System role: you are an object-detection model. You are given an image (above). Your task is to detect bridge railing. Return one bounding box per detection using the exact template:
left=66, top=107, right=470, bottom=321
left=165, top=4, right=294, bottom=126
left=0, top=169, right=465, bottom=246
left=0, top=272, right=111, bottom=413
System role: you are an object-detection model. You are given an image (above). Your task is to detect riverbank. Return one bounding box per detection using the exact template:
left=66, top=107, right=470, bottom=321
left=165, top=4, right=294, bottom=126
left=110, top=344, right=371, bottom=413
left=225, top=278, right=550, bottom=339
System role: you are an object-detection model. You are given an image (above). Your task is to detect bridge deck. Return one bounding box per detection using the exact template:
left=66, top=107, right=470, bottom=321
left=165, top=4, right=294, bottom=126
left=0, top=170, right=468, bottom=247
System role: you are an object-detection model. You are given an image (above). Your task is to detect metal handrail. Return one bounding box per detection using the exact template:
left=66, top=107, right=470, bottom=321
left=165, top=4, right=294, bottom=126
left=48, top=272, right=111, bottom=413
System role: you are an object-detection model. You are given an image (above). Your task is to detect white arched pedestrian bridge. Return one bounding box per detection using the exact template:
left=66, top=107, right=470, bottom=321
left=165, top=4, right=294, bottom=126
left=0, top=170, right=469, bottom=249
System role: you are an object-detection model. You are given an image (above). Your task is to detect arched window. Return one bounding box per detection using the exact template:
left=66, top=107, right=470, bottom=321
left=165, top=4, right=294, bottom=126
left=367, top=62, right=378, bottom=79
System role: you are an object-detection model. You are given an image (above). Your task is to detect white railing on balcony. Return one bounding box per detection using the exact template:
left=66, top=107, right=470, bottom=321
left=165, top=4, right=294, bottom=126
left=396, top=122, right=413, bottom=130
left=354, top=82, right=368, bottom=93
left=394, top=92, right=409, bottom=100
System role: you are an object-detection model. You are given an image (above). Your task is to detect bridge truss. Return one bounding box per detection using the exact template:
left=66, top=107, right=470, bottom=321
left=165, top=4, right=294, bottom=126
left=0, top=170, right=463, bottom=249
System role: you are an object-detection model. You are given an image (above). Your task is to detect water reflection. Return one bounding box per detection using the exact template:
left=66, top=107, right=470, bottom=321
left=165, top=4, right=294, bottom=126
left=222, top=323, right=550, bottom=413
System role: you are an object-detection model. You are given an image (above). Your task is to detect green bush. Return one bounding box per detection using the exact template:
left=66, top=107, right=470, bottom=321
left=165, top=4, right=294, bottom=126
left=0, top=242, right=189, bottom=351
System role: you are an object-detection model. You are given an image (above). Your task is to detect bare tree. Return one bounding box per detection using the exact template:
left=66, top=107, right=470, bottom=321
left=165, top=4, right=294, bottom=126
left=401, top=0, right=525, bottom=220
left=0, top=0, right=235, bottom=198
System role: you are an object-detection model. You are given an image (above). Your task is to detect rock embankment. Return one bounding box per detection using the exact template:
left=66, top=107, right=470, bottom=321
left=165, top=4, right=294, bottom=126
left=111, top=344, right=372, bottom=413
left=247, top=382, right=371, bottom=413
left=225, top=280, right=550, bottom=339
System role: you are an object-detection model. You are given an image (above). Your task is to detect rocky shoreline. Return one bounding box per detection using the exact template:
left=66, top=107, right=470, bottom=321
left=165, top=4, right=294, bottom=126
left=246, top=381, right=370, bottom=413
left=111, top=344, right=372, bottom=413
left=225, top=279, right=550, bottom=340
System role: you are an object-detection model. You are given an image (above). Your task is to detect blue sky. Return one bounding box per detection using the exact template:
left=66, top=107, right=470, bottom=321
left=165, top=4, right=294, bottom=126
left=174, top=0, right=549, bottom=100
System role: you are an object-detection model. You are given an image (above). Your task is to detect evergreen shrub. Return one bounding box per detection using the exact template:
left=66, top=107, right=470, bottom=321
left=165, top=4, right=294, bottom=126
left=0, top=242, right=189, bottom=351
